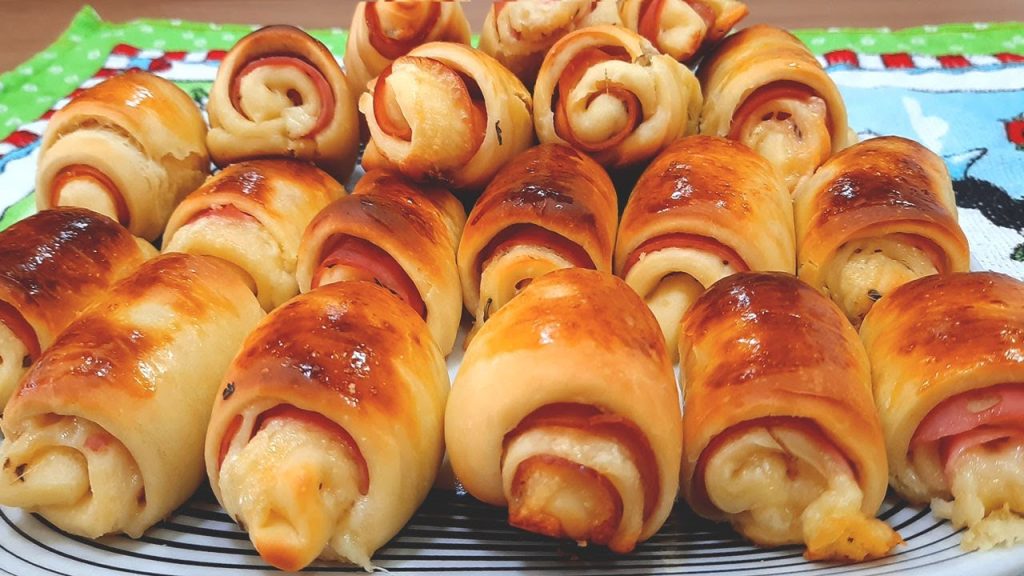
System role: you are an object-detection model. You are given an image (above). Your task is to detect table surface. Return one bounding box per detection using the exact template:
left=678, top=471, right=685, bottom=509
left=0, top=1, right=1021, bottom=73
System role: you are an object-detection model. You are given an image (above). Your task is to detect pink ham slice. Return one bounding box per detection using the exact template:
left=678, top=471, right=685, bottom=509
left=230, top=56, right=335, bottom=138
left=910, top=384, right=1024, bottom=476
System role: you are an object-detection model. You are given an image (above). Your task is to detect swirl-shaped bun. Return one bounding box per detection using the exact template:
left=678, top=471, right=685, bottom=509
left=794, top=136, right=970, bottom=326
left=618, top=0, right=748, bottom=63
left=207, top=25, right=360, bottom=181
left=616, top=136, right=794, bottom=357
left=680, top=272, right=900, bottom=561
left=344, top=1, right=471, bottom=93
left=360, top=42, right=534, bottom=195
left=36, top=70, right=209, bottom=240
left=297, top=169, right=464, bottom=354
left=699, top=25, right=854, bottom=192
left=458, top=143, right=617, bottom=332
left=447, top=268, right=681, bottom=553
left=479, top=0, right=621, bottom=86
left=534, top=25, right=702, bottom=168
left=0, top=254, right=263, bottom=539
left=206, top=281, right=448, bottom=570
left=163, top=159, right=345, bottom=311
left=861, top=272, right=1024, bottom=551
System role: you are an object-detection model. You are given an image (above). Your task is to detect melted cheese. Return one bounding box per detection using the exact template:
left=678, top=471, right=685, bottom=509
left=478, top=244, right=574, bottom=324
left=217, top=416, right=365, bottom=571
left=704, top=425, right=900, bottom=560
left=737, top=96, right=829, bottom=192
left=652, top=0, right=708, bottom=60
left=933, top=441, right=1024, bottom=550
left=237, top=66, right=321, bottom=139
left=824, top=236, right=938, bottom=326
left=0, top=415, right=143, bottom=538
left=502, top=426, right=645, bottom=553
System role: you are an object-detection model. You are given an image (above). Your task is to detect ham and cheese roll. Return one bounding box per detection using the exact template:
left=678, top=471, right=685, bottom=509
left=206, top=281, right=448, bottom=571
left=297, top=169, right=464, bottom=354
left=458, top=144, right=617, bottom=334
left=794, top=136, right=970, bottom=326
left=163, top=159, right=344, bottom=311
left=618, top=0, right=748, bottom=64
left=680, top=272, right=901, bottom=561
left=36, top=70, right=209, bottom=241
left=615, top=136, right=794, bottom=358
left=0, top=253, right=263, bottom=539
left=698, top=25, right=854, bottom=192
left=534, top=25, right=702, bottom=168
left=0, top=208, right=155, bottom=409
left=479, top=0, right=620, bottom=86
left=207, top=25, right=360, bottom=181
left=360, top=42, right=534, bottom=194
left=860, top=272, right=1024, bottom=551
left=344, top=1, right=471, bottom=94
left=447, top=268, right=681, bottom=553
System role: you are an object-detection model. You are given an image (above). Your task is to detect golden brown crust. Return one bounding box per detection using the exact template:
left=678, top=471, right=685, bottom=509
left=446, top=268, right=681, bottom=547
left=2, top=252, right=263, bottom=537
left=697, top=25, right=853, bottom=191
left=207, top=25, right=359, bottom=181
left=458, top=144, right=618, bottom=312
left=205, top=281, right=448, bottom=563
left=860, top=272, right=1024, bottom=501
left=296, top=169, right=463, bottom=353
left=679, top=272, right=888, bottom=519
left=794, top=136, right=970, bottom=323
left=12, top=254, right=254, bottom=408
left=36, top=70, right=209, bottom=240
left=0, top=208, right=152, bottom=349
left=615, top=136, right=793, bottom=273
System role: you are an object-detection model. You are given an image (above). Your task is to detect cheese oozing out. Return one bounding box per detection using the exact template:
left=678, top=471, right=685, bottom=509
left=702, top=421, right=901, bottom=560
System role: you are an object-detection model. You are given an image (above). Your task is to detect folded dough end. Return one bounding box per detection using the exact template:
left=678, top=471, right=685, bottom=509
left=219, top=415, right=365, bottom=572
left=0, top=445, right=89, bottom=508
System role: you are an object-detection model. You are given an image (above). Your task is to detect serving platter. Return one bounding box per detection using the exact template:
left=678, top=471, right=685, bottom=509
left=0, top=24, right=1023, bottom=576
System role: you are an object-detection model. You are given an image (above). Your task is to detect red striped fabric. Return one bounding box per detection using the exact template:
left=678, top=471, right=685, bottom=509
left=825, top=49, right=859, bottom=67
left=882, top=53, right=915, bottom=68
left=937, top=55, right=971, bottom=68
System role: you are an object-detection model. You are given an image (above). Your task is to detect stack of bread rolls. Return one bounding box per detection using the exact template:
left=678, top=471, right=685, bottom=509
left=4, top=0, right=1018, bottom=572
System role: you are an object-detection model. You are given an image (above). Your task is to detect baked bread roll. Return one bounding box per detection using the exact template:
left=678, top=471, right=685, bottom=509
left=207, top=25, right=360, bottom=181
left=0, top=253, right=263, bottom=539
left=163, top=159, right=345, bottom=311
left=618, top=0, right=748, bottom=63
left=680, top=272, right=901, bottom=561
left=615, top=136, right=794, bottom=358
left=458, top=143, right=617, bottom=334
left=534, top=25, right=702, bottom=168
left=698, top=25, right=854, bottom=192
left=447, top=268, right=681, bottom=553
left=860, top=272, right=1024, bottom=551
left=479, top=0, right=620, bottom=86
left=344, top=1, right=471, bottom=94
left=0, top=208, right=155, bottom=409
left=206, top=281, right=448, bottom=571
left=794, top=136, right=970, bottom=326
left=36, top=70, right=209, bottom=241
left=360, top=41, right=534, bottom=194
left=296, top=169, right=464, bottom=354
